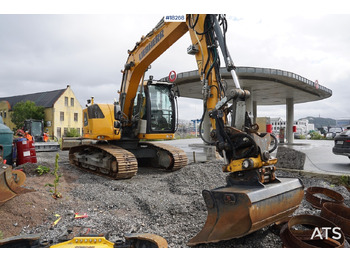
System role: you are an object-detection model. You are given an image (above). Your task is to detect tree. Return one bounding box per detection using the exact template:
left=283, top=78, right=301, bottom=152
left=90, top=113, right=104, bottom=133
left=45, top=153, right=62, bottom=199
left=66, top=128, right=80, bottom=137
left=11, top=101, right=45, bottom=130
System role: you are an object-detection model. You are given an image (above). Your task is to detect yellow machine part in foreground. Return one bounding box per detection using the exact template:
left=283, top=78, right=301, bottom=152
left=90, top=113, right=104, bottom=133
left=51, top=233, right=168, bottom=248
left=51, top=237, right=115, bottom=248
left=0, top=233, right=168, bottom=248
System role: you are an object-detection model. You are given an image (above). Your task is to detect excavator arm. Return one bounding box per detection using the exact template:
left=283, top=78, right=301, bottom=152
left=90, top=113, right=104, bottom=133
left=118, top=15, right=242, bottom=129
left=118, top=15, right=251, bottom=146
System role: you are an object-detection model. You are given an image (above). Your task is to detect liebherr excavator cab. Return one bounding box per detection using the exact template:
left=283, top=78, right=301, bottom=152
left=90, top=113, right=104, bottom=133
left=131, top=80, right=177, bottom=138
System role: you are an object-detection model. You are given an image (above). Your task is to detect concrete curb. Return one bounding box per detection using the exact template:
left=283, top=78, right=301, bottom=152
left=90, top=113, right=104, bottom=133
left=277, top=167, right=349, bottom=184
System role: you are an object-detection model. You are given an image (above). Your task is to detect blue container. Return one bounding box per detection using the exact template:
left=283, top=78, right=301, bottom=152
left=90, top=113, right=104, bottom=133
left=0, top=116, right=13, bottom=165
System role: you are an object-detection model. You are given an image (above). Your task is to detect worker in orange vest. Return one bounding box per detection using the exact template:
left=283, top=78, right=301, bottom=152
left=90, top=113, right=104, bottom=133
left=24, top=131, right=33, bottom=141
left=43, top=132, right=49, bottom=142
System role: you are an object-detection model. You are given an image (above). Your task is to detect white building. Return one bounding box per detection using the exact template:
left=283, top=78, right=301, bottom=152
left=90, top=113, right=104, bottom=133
left=270, top=117, right=314, bottom=135
left=336, top=119, right=350, bottom=129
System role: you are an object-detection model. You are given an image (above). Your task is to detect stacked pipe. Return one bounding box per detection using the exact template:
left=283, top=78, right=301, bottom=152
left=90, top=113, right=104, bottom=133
left=280, top=186, right=350, bottom=248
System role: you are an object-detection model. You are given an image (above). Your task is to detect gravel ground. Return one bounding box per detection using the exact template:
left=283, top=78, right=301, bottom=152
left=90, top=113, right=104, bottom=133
left=1, top=150, right=349, bottom=248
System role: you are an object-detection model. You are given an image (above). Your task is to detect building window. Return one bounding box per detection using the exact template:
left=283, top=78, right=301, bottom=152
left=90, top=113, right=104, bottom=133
left=71, top=97, right=74, bottom=107
left=65, top=96, right=68, bottom=106
left=64, top=128, right=68, bottom=136
left=3, top=111, right=6, bottom=118
left=84, top=112, right=88, bottom=126
left=57, top=127, right=61, bottom=138
left=0, top=112, right=2, bottom=117
left=74, top=113, right=78, bottom=122
left=60, top=112, right=64, bottom=121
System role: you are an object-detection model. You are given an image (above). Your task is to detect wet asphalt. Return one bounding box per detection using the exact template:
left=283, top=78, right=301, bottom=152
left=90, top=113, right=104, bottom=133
left=162, top=138, right=350, bottom=176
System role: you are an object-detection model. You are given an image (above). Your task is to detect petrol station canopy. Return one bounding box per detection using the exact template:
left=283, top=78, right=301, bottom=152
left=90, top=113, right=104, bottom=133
left=166, top=66, right=332, bottom=105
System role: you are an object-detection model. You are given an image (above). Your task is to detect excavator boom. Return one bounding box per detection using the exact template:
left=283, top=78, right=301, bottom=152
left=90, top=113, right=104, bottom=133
left=120, top=21, right=188, bottom=120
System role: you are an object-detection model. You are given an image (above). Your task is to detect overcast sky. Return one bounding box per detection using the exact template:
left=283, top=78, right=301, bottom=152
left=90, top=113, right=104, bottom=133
left=1, top=1, right=350, bottom=122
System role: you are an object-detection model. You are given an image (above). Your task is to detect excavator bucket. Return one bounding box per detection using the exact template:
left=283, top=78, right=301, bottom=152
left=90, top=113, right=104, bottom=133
left=0, top=164, right=31, bottom=205
left=188, top=177, right=304, bottom=246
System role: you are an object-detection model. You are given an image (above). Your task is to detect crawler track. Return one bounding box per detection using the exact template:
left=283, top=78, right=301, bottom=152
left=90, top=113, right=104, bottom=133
left=69, top=142, right=188, bottom=180
left=69, top=144, right=138, bottom=180
left=140, top=142, right=188, bottom=171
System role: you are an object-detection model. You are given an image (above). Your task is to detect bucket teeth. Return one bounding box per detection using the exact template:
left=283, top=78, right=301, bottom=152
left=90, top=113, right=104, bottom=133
left=188, top=177, right=304, bottom=246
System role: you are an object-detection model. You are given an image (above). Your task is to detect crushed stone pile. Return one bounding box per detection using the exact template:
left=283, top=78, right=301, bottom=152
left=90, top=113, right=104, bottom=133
left=1, top=151, right=349, bottom=248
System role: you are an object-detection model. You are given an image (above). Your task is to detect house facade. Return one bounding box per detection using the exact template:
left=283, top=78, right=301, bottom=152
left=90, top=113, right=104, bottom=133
left=0, top=85, right=82, bottom=139
left=269, top=117, right=314, bottom=135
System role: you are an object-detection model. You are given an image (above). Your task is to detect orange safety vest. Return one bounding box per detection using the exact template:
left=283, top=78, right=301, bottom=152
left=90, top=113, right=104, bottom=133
left=25, top=133, right=33, bottom=141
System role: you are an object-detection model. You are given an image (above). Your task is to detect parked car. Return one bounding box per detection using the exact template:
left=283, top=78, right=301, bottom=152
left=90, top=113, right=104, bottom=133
left=326, top=127, right=343, bottom=139
left=294, top=131, right=302, bottom=139
left=332, top=130, right=350, bottom=159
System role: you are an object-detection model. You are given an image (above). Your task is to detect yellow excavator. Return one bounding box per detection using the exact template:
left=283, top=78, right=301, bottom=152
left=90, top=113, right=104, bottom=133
left=67, top=14, right=304, bottom=246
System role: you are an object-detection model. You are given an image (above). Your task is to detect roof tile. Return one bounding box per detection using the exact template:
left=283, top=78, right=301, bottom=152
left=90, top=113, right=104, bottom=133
left=0, top=89, right=66, bottom=110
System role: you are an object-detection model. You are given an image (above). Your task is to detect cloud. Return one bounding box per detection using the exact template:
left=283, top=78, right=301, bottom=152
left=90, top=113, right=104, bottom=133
left=224, top=14, right=350, bottom=120
left=0, top=13, right=349, bottom=123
